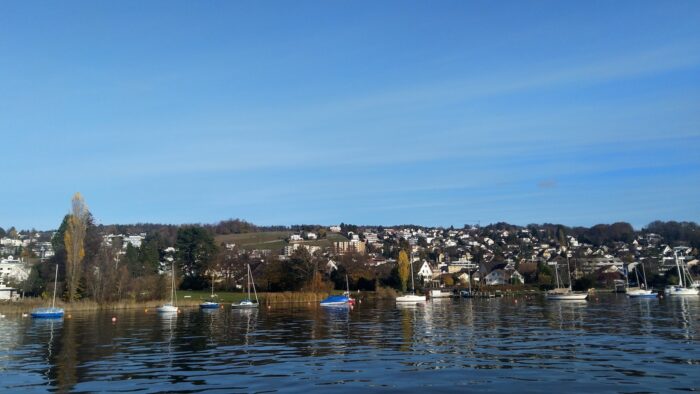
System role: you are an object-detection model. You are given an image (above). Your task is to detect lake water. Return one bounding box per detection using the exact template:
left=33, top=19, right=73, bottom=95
left=1, top=294, right=699, bottom=393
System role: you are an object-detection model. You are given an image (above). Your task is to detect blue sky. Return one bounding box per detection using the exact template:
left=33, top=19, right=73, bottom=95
left=1, top=0, right=699, bottom=230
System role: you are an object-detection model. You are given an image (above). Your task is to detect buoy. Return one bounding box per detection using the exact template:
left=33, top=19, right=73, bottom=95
left=22, top=313, right=28, bottom=317
left=67, top=314, right=72, bottom=319
left=145, top=309, right=148, bottom=313
left=111, top=316, right=117, bottom=322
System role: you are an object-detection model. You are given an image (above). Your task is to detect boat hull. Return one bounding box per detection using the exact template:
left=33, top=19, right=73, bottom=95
left=320, top=295, right=352, bottom=306
left=666, top=286, right=700, bottom=296
left=546, top=292, right=588, bottom=301
left=31, top=307, right=64, bottom=319
left=396, top=294, right=427, bottom=303
left=199, top=302, right=219, bottom=309
left=232, top=300, right=259, bottom=309
left=626, top=289, right=656, bottom=298
left=156, top=304, right=178, bottom=313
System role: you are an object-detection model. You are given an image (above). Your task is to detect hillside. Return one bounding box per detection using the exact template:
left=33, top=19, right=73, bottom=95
left=215, top=231, right=349, bottom=252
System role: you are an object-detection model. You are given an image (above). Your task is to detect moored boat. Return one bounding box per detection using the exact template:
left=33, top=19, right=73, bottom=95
left=232, top=264, right=259, bottom=309
left=321, top=275, right=355, bottom=306
left=157, top=262, right=178, bottom=314
left=546, top=254, right=588, bottom=301
left=32, top=265, right=64, bottom=319
left=199, top=274, right=219, bottom=309
left=395, top=252, right=426, bottom=304
left=666, top=252, right=699, bottom=296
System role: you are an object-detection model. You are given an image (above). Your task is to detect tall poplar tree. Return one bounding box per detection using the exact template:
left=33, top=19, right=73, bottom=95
left=64, top=192, right=89, bottom=301
left=398, top=250, right=410, bottom=292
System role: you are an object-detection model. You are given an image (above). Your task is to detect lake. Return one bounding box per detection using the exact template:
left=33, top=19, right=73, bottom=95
left=1, top=294, right=699, bottom=393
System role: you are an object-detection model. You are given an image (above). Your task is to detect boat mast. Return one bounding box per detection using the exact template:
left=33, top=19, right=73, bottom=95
left=409, top=251, right=416, bottom=294
left=52, top=264, right=58, bottom=309
left=248, top=264, right=259, bottom=303
left=675, top=252, right=684, bottom=288
left=641, top=262, right=649, bottom=289
left=468, top=269, right=472, bottom=293
left=566, top=254, right=573, bottom=291
left=554, top=264, right=561, bottom=289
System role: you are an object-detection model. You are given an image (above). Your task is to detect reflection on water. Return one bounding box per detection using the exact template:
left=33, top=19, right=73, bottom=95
left=1, top=295, right=699, bottom=392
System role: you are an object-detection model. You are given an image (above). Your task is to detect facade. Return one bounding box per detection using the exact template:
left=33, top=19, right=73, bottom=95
left=0, top=257, right=30, bottom=284
left=334, top=241, right=366, bottom=255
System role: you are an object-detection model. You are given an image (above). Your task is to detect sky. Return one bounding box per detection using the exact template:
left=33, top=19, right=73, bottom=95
left=1, top=0, right=699, bottom=230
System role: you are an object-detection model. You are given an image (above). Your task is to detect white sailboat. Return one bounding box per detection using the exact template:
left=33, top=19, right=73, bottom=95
left=626, top=262, right=655, bottom=298
left=546, top=255, right=588, bottom=301
left=396, top=252, right=426, bottom=303
left=31, top=264, right=64, bottom=318
left=666, top=252, right=699, bottom=296
left=157, top=262, right=179, bottom=313
left=232, top=264, right=259, bottom=308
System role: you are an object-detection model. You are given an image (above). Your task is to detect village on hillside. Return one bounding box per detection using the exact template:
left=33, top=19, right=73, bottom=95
left=1, top=221, right=698, bottom=300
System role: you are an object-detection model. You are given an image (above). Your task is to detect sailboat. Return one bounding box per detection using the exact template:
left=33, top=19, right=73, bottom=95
left=461, top=269, right=475, bottom=298
left=396, top=252, right=426, bottom=303
left=31, top=264, right=64, bottom=318
left=546, top=256, right=588, bottom=301
left=666, top=252, right=699, bottom=296
left=626, top=262, right=656, bottom=298
left=232, top=264, right=259, bottom=308
left=320, top=275, right=355, bottom=306
left=156, top=262, right=179, bottom=313
left=199, top=273, right=219, bottom=309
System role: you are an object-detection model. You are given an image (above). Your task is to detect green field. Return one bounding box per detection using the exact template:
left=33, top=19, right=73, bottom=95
left=215, top=231, right=348, bottom=251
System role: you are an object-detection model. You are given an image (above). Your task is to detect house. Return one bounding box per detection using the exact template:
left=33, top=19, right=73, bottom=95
left=289, top=234, right=303, bottom=242
left=417, top=261, right=434, bottom=283
left=334, top=240, right=366, bottom=255
left=484, top=269, right=507, bottom=285
left=0, top=280, right=19, bottom=300
left=326, top=259, right=338, bottom=274
left=0, top=257, right=30, bottom=284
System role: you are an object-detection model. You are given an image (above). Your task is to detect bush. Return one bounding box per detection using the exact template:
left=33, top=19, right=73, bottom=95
left=573, top=276, right=594, bottom=291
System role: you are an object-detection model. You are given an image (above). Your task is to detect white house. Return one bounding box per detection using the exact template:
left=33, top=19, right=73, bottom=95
left=0, top=257, right=30, bottom=284
left=289, top=234, right=303, bottom=242
left=326, top=259, right=338, bottom=273
left=0, top=281, right=19, bottom=300
left=417, top=261, right=434, bottom=283
left=484, top=269, right=507, bottom=285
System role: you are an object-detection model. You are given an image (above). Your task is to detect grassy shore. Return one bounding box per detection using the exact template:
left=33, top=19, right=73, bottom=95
left=0, top=289, right=393, bottom=315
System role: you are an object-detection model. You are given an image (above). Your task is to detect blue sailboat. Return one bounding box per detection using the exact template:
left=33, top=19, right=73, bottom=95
left=200, top=274, right=219, bottom=309
left=320, top=275, right=355, bottom=306
left=31, top=265, right=64, bottom=319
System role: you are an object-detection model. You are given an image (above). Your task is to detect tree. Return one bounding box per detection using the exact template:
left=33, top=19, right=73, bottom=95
left=398, top=250, right=410, bottom=292
left=175, top=226, right=218, bottom=289
left=64, top=193, right=89, bottom=301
